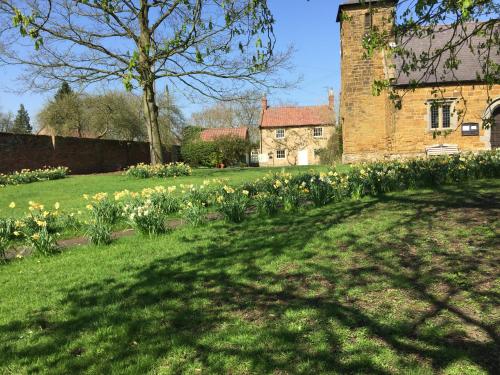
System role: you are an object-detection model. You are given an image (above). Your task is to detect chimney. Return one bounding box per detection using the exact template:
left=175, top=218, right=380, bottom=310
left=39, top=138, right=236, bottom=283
left=328, top=89, right=334, bottom=110
left=261, top=95, right=268, bottom=110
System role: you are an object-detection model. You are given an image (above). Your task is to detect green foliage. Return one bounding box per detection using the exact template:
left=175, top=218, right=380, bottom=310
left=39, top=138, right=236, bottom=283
left=317, top=127, right=343, bottom=165
left=11, top=104, right=32, bottom=134
left=85, top=219, right=112, bottom=246
left=180, top=202, right=207, bottom=227
left=123, top=187, right=179, bottom=236
left=215, top=186, right=250, bottom=223
left=125, top=162, right=192, bottom=179
left=54, top=82, right=73, bottom=101
left=0, top=218, right=16, bottom=259
left=181, top=135, right=251, bottom=168
left=254, top=192, right=281, bottom=216
left=0, top=167, right=69, bottom=187
left=181, top=140, right=220, bottom=167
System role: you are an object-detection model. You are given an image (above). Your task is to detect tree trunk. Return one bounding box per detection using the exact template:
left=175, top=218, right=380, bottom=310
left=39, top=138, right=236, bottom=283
left=138, top=0, right=164, bottom=165
left=142, top=81, right=164, bottom=164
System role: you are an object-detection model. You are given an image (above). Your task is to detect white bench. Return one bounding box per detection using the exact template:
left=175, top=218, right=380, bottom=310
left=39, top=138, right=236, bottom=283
left=425, top=144, right=460, bottom=156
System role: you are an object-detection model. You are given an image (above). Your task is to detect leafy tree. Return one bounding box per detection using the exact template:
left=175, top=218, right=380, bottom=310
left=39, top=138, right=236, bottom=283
left=0, top=0, right=291, bottom=164
left=0, top=110, right=14, bottom=132
left=12, top=104, right=32, bottom=134
left=54, top=81, right=73, bottom=101
left=37, top=90, right=184, bottom=143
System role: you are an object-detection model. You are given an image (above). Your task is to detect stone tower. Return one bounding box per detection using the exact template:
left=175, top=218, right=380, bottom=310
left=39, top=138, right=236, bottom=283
left=337, top=0, right=396, bottom=163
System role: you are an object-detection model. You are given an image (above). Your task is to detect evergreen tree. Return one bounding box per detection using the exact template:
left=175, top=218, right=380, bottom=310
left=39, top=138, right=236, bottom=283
left=12, top=104, right=32, bottom=134
left=54, top=82, right=72, bottom=101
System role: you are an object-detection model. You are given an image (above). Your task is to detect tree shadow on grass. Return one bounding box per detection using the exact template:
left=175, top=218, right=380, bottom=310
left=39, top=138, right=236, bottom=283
left=0, top=181, right=499, bottom=373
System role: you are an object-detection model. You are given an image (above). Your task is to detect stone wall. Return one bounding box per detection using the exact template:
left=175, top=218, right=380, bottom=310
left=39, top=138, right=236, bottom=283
left=260, top=125, right=335, bottom=167
left=339, top=3, right=394, bottom=163
left=339, top=1, right=500, bottom=163
left=391, top=84, right=500, bottom=154
left=0, top=133, right=177, bottom=174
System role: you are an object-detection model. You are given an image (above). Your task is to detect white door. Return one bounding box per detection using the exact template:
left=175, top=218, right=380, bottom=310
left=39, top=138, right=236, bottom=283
left=298, top=149, right=309, bottom=166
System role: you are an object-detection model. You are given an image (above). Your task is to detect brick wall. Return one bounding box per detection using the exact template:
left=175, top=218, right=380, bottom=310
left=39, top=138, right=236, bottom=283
left=0, top=133, right=178, bottom=174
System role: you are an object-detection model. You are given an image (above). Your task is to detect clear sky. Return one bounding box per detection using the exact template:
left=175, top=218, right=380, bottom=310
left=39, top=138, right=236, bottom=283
left=0, top=0, right=341, bottom=126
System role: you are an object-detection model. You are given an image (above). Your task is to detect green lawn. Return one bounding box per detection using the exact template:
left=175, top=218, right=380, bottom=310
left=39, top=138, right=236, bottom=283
left=0, top=179, right=498, bottom=374
left=0, top=165, right=336, bottom=217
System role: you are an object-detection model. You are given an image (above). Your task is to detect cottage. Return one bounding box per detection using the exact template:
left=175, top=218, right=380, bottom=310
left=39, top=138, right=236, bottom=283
left=337, top=0, right=500, bottom=163
left=259, top=92, right=336, bottom=166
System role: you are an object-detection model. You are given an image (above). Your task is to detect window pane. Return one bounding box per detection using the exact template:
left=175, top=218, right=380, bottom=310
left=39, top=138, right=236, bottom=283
left=276, top=150, right=285, bottom=159
left=276, top=129, right=284, bottom=138
left=430, top=104, right=439, bottom=129
left=442, top=104, right=451, bottom=128
left=313, top=127, right=323, bottom=137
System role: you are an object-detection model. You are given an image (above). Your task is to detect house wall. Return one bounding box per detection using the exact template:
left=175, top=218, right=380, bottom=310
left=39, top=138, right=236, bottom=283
left=0, top=132, right=178, bottom=174
left=260, top=125, right=335, bottom=167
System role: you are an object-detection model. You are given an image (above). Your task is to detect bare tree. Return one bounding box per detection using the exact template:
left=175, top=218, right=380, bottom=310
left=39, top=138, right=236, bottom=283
left=0, top=0, right=292, bottom=163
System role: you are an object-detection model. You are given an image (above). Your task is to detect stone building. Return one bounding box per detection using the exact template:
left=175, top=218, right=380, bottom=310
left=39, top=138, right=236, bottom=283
left=337, top=0, right=500, bottom=163
left=259, top=92, right=336, bottom=166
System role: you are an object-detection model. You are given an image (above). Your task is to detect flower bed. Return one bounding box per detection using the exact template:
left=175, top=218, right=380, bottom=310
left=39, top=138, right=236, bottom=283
left=125, top=162, right=192, bottom=178
left=0, top=166, right=69, bottom=187
left=2, top=150, right=499, bottom=258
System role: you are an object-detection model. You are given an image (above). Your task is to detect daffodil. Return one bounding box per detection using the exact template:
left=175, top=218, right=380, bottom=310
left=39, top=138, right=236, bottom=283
left=8, top=202, right=15, bottom=209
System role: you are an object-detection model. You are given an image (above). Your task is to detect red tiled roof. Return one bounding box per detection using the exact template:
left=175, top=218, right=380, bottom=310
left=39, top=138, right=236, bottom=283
left=261, top=105, right=334, bottom=128
left=200, top=127, right=248, bottom=141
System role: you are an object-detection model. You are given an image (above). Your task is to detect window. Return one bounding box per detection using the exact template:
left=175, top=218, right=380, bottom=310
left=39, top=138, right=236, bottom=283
left=313, top=127, right=323, bottom=137
left=275, top=129, right=285, bottom=139
left=276, top=149, right=285, bottom=159
left=314, top=149, right=321, bottom=158
left=442, top=104, right=451, bottom=128
left=428, top=100, right=455, bottom=130
left=430, top=104, right=439, bottom=129
left=364, top=12, right=372, bottom=31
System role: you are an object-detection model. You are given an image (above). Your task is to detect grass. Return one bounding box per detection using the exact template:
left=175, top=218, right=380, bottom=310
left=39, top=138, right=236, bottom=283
left=0, top=179, right=498, bottom=374
left=0, top=165, right=336, bottom=217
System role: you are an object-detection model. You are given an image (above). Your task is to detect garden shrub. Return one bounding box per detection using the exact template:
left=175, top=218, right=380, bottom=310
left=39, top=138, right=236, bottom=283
left=181, top=134, right=251, bottom=168
left=0, top=166, right=69, bottom=187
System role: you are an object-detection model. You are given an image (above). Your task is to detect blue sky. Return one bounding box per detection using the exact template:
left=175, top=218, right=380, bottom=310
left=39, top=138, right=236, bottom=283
left=0, top=0, right=341, bottom=126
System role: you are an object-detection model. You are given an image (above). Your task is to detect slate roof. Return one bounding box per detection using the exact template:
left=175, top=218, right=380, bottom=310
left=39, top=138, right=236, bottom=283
left=393, top=23, right=500, bottom=86
left=199, top=127, right=248, bottom=141
left=261, top=105, right=334, bottom=128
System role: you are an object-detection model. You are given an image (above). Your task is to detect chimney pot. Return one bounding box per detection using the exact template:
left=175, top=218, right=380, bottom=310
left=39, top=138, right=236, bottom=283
left=261, top=95, right=268, bottom=110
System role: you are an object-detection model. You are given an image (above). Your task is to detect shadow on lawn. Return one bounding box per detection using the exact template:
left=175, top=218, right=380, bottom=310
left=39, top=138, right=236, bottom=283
left=1, top=181, right=499, bottom=373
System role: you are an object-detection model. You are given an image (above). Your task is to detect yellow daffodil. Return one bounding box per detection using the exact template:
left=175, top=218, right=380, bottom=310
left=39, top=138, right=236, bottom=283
left=9, top=202, right=15, bottom=208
